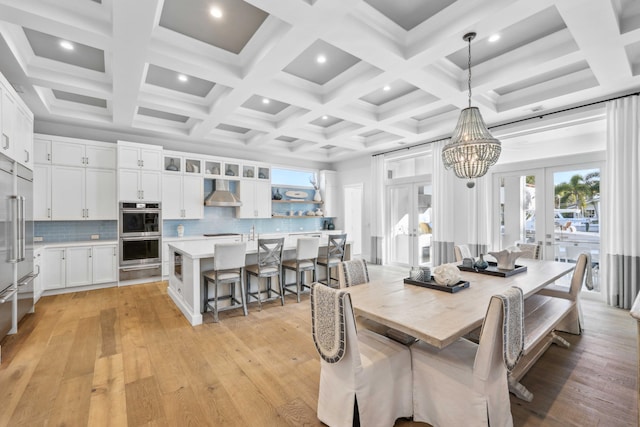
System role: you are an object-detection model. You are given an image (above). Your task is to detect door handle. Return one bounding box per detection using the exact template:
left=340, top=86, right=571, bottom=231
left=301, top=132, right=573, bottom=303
left=2, top=134, right=9, bottom=150
left=48, top=208, right=51, bottom=218
left=25, top=149, right=29, bottom=163
left=0, top=288, right=17, bottom=303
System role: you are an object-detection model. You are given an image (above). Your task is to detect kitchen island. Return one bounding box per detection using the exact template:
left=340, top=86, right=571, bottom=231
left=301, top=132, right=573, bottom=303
left=167, top=232, right=350, bottom=325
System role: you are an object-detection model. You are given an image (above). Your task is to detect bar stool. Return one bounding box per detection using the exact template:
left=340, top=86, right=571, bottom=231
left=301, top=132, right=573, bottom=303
left=282, top=237, right=320, bottom=302
left=317, top=233, right=347, bottom=287
left=245, top=238, right=285, bottom=310
left=202, top=242, right=248, bottom=323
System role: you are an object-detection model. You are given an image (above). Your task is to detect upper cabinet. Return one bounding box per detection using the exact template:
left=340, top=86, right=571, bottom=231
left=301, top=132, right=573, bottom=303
left=34, top=135, right=118, bottom=220
left=118, top=141, right=163, bottom=202
left=1, top=72, right=34, bottom=169
left=52, top=140, right=116, bottom=169
left=118, top=142, right=162, bottom=171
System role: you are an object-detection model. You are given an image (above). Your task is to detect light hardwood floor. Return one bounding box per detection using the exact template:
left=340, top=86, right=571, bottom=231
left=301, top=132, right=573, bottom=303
left=0, top=265, right=637, bottom=427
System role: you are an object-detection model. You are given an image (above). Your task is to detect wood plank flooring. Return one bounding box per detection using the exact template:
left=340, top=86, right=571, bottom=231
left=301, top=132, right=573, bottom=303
left=0, top=265, right=637, bottom=427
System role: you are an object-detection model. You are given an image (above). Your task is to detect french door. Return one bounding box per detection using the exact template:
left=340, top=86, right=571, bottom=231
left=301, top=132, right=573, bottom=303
left=387, top=181, right=432, bottom=267
left=492, top=162, right=602, bottom=292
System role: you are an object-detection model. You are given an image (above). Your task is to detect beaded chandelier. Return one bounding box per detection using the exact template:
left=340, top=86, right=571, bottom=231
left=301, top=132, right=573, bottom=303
left=442, top=32, right=501, bottom=188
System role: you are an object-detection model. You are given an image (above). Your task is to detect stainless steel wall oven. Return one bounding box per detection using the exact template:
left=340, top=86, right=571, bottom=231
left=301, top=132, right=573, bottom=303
left=119, top=202, right=162, bottom=281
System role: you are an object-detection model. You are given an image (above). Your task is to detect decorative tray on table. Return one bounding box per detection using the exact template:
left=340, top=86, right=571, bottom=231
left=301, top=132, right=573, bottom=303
left=404, top=277, right=470, bottom=293
left=458, top=261, right=527, bottom=277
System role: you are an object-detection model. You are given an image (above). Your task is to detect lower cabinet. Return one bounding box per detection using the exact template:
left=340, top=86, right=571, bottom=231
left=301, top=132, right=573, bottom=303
left=42, top=244, right=118, bottom=290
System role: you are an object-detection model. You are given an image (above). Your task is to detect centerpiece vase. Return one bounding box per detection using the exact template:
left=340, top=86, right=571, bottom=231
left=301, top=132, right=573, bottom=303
left=313, top=190, right=322, bottom=202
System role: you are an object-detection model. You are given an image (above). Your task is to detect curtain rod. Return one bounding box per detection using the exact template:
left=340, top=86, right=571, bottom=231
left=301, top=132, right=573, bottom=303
left=371, top=90, right=640, bottom=157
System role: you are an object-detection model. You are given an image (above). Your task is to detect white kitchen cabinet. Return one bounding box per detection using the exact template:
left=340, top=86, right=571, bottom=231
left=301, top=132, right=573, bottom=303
left=66, top=246, right=93, bottom=287
left=1, top=84, right=16, bottom=160
left=34, top=164, right=52, bottom=220
left=51, top=166, right=84, bottom=220
left=162, top=174, right=203, bottom=219
left=43, top=248, right=66, bottom=290
left=236, top=179, right=271, bottom=218
left=320, top=170, right=338, bottom=217
left=85, top=168, right=117, bottom=219
left=14, top=105, right=33, bottom=169
left=34, top=138, right=51, bottom=164
left=92, top=245, right=117, bottom=284
left=118, top=143, right=162, bottom=170
left=51, top=140, right=116, bottom=169
left=50, top=166, right=116, bottom=220
left=118, top=141, right=163, bottom=202
left=119, top=169, right=162, bottom=202
left=42, top=244, right=118, bottom=291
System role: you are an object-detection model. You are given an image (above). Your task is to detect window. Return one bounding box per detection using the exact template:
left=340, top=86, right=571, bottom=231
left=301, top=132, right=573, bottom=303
left=271, top=168, right=316, bottom=188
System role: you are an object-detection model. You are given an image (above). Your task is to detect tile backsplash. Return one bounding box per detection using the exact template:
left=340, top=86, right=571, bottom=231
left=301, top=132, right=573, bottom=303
left=34, top=220, right=117, bottom=242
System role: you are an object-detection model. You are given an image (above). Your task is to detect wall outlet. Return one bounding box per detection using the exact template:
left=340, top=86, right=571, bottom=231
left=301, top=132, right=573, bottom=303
left=90, top=234, right=100, bottom=240
left=34, top=236, right=43, bottom=242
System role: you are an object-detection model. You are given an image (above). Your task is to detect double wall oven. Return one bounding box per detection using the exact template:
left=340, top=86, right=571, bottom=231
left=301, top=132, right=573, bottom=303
left=119, top=202, right=162, bottom=281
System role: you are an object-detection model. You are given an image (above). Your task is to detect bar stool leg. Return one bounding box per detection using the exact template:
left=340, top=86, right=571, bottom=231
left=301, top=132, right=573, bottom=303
left=297, top=268, right=302, bottom=303
left=213, top=277, right=219, bottom=323
left=240, top=270, right=248, bottom=316
left=278, top=271, right=285, bottom=306
left=203, top=278, right=209, bottom=314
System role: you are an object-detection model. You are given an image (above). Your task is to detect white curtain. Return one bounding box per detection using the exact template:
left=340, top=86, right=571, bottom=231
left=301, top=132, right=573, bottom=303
left=370, top=155, right=385, bottom=264
left=432, top=140, right=457, bottom=265
left=604, top=95, right=640, bottom=309
left=465, top=174, right=491, bottom=257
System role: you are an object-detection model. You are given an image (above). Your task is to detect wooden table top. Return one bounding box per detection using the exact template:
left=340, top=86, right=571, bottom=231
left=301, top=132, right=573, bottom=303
left=346, top=259, right=575, bottom=349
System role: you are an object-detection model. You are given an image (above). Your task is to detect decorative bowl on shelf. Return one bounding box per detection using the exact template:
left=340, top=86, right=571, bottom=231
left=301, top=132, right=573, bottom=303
left=285, top=190, right=308, bottom=199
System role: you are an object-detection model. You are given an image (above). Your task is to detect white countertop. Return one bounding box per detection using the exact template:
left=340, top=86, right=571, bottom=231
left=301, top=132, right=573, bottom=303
left=168, top=231, right=345, bottom=259
left=35, top=239, right=118, bottom=249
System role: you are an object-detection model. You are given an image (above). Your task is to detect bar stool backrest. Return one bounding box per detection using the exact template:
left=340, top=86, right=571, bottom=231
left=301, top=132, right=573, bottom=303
left=297, top=237, right=320, bottom=260
left=257, top=238, right=284, bottom=269
left=214, top=242, right=247, bottom=270
left=327, top=234, right=347, bottom=260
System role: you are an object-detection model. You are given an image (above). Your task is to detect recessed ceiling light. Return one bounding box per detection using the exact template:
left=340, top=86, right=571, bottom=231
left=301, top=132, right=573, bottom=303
left=488, top=34, right=500, bottom=43
left=262, top=98, right=270, bottom=104
left=383, top=85, right=391, bottom=91
left=177, top=74, right=188, bottom=82
left=316, top=54, right=327, bottom=64
left=322, top=115, right=328, bottom=120
left=210, top=6, right=223, bottom=18
left=59, top=40, right=74, bottom=50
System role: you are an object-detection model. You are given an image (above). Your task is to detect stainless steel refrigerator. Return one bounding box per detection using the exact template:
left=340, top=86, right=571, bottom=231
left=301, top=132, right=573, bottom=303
left=0, top=153, right=35, bottom=344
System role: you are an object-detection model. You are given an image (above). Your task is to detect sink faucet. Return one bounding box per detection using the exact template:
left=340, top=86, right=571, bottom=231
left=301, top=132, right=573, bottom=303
left=249, top=225, right=256, bottom=241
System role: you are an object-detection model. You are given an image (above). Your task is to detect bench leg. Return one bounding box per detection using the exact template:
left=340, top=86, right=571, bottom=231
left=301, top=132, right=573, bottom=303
left=551, top=331, right=571, bottom=348
left=508, top=375, right=534, bottom=402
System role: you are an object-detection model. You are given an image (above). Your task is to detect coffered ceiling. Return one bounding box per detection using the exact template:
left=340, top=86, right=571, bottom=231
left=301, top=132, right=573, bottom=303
left=0, top=0, right=639, bottom=163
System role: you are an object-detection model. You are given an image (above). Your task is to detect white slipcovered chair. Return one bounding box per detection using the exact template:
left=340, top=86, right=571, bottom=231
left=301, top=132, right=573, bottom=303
left=311, top=283, right=412, bottom=427
left=537, top=252, right=590, bottom=334
left=454, top=244, right=472, bottom=262
left=411, top=286, right=524, bottom=427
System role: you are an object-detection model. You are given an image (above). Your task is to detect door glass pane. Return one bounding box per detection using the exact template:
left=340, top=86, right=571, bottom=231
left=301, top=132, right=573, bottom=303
left=417, top=184, right=432, bottom=266
left=388, top=186, right=410, bottom=265
left=552, top=168, right=600, bottom=292
left=499, top=175, right=537, bottom=249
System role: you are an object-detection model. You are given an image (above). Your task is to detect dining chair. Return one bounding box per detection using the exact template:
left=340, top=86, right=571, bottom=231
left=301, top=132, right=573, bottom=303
left=317, top=233, right=347, bottom=287
left=202, top=242, right=248, bottom=322
left=245, top=237, right=285, bottom=310
left=282, top=237, right=319, bottom=302
left=411, top=286, right=524, bottom=427
left=337, top=259, right=369, bottom=288
left=311, top=283, right=413, bottom=427
left=516, top=242, right=541, bottom=259
left=454, top=244, right=472, bottom=262
left=537, top=252, right=589, bottom=334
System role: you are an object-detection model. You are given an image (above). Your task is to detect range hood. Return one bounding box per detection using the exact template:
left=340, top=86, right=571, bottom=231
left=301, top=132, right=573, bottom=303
left=204, top=180, right=242, bottom=207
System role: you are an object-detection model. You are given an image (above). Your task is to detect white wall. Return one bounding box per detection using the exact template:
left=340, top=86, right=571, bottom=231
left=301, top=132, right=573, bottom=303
left=334, top=116, right=607, bottom=264
left=333, top=155, right=373, bottom=260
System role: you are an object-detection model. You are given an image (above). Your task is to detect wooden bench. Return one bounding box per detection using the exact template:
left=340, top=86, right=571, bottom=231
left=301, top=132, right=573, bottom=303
left=508, top=253, right=589, bottom=401
left=508, top=294, right=575, bottom=401
left=630, top=292, right=640, bottom=427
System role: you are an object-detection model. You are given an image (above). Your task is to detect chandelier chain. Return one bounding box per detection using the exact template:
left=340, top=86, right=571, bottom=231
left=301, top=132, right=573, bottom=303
left=467, top=35, right=472, bottom=108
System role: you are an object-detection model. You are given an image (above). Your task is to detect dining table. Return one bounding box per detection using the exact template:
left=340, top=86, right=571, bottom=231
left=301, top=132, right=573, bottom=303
left=346, top=258, right=575, bottom=349
left=346, top=258, right=576, bottom=401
